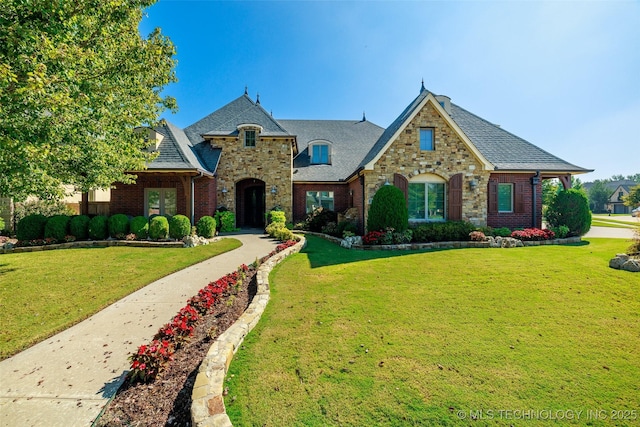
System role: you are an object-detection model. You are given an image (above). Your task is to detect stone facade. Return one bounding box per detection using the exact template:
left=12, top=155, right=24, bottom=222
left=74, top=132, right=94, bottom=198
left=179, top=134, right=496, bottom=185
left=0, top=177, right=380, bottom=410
left=207, top=129, right=294, bottom=225
left=365, top=100, right=489, bottom=226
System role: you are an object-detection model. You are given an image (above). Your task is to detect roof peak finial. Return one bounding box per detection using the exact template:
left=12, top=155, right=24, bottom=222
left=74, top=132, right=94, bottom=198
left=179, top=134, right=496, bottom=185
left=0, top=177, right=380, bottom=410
left=256, top=92, right=260, bottom=105
left=244, top=86, right=248, bottom=96
left=362, top=111, right=366, bottom=122
left=420, top=79, right=426, bottom=93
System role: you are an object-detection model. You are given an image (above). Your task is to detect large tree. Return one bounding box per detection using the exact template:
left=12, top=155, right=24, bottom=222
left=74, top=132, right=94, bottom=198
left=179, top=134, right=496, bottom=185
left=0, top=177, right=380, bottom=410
left=588, top=180, right=610, bottom=213
left=0, top=0, right=177, bottom=201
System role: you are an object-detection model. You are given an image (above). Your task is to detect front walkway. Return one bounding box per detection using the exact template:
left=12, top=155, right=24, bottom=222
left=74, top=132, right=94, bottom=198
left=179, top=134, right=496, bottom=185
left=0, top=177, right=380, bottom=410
left=0, top=231, right=278, bottom=427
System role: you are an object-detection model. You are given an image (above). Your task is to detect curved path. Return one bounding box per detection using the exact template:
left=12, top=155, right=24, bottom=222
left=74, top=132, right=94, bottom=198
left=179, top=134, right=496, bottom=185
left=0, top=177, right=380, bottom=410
left=0, top=231, right=278, bottom=427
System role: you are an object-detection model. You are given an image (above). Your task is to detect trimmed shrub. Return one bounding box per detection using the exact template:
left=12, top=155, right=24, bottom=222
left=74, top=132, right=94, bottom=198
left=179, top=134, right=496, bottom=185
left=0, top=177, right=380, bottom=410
left=546, top=188, right=591, bottom=237
left=196, top=216, right=216, bottom=238
left=337, top=220, right=358, bottom=237
left=492, top=227, right=512, bottom=237
left=149, top=216, right=169, bottom=240
left=215, top=210, right=236, bottom=232
left=44, top=215, right=70, bottom=242
left=17, top=214, right=48, bottom=241
left=549, top=225, right=569, bottom=239
left=14, top=199, right=74, bottom=226
left=410, top=221, right=476, bottom=243
left=267, top=210, right=286, bottom=225
left=305, top=208, right=338, bottom=232
left=130, top=216, right=149, bottom=239
left=108, top=214, right=130, bottom=238
left=367, top=184, right=408, bottom=232
left=0, top=217, right=4, bottom=232
left=70, top=215, right=90, bottom=240
left=88, top=215, right=109, bottom=240
left=169, top=214, right=191, bottom=239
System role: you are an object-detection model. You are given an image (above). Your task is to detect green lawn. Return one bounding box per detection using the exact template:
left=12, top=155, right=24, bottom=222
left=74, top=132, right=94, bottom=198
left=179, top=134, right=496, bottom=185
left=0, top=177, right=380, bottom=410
left=226, top=236, right=640, bottom=426
left=0, top=238, right=241, bottom=359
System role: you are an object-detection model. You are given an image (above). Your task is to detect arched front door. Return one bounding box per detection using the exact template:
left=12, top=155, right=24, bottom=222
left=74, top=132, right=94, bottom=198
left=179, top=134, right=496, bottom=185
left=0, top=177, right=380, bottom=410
left=236, top=179, right=265, bottom=228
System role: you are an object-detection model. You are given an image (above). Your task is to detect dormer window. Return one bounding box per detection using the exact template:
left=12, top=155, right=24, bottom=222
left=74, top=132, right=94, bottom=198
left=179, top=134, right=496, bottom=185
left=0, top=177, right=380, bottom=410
left=245, top=129, right=256, bottom=147
left=310, top=141, right=331, bottom=164
left=237, top=124, right=263, bottom=148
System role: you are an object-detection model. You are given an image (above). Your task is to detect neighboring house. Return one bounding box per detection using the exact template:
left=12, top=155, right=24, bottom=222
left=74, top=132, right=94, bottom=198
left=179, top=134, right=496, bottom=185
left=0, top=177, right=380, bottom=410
left=606, top=183, right=636, bottom=214
left=110, top=84, right=591, bottom=231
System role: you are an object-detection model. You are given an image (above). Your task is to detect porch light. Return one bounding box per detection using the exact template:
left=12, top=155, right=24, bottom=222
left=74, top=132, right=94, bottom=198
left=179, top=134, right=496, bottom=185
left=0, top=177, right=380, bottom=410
left=271, top=185, right=277, bottom=195
left=469, top=179, right=478, bottom=191
left=221, top=186, right=228, bottom=194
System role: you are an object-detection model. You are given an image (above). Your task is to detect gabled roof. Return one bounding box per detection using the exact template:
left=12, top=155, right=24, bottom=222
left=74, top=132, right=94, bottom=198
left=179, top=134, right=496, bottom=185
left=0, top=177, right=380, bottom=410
left=146, top=120, right=218, bottom=175
left=184, top=94, right=290, bottom=143
left=360, top=87, right=591, bottom=174
left=280, top=119, right=384, bottom=182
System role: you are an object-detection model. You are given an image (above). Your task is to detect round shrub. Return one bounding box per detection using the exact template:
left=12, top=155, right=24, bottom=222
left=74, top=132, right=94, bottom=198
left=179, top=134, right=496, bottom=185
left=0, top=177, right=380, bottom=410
left=44, top=215, right=70, bottom=241
left=215, top=210, right=236, bottom=232
left=267, top=210, right=286, bottom=225
left=70, top=215, right=90, bottom=240
left=196, top=216, right=216, bottom=238
left=169, top=214, right=191, bottom=239
left=130, top=216, right=149, bottom=239
left=546, top=188, right=591, bottom=237
left=367, top=184, right=408, bottom=232
left=88, top=215, right=109, bottom=240
left=149, top=216, right=169, bottom=240
left=0, top=217, right=5, bottom=232
left=17, top=214, right=48, bottom=241
left=108, top=214, right=130, bottom=238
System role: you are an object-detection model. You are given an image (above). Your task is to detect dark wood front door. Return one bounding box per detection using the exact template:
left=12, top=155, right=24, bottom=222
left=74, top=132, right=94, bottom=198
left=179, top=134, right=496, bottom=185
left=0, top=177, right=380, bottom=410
left=243, top=186, right=265, bottom=228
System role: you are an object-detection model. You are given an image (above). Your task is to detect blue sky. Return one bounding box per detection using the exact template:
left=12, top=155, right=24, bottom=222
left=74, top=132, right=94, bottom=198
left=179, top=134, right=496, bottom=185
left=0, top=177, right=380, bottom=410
left=140, top=0, right=639, bottom=182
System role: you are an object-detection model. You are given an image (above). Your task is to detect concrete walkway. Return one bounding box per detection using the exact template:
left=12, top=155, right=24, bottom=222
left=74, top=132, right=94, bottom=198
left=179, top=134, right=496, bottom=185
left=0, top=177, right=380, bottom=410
left=0, top=231, right=278, bottom=427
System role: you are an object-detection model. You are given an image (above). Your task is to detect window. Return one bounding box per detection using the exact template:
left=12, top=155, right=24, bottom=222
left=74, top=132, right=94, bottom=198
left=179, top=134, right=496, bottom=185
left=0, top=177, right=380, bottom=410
left=244, top=129, right=256, bottom=147
left=498, top=183, right=513, bottom=212
left=408, top=182, right=445, bottom=220
left=310, top=143, right=330, bottom=164
left=419, top=128, right=434, bottom=151
left=306, top=191, right=334, bottom=213
left=145, top=188, right=177, bottom=217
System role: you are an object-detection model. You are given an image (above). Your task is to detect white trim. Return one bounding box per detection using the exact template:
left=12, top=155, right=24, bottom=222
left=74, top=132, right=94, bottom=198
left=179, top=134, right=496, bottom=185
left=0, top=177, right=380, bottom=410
left=237, top=123, right=264, bottom=132
left=363, top=92, right=493, bottom=171
left=309, top=140, right=332, bottom=164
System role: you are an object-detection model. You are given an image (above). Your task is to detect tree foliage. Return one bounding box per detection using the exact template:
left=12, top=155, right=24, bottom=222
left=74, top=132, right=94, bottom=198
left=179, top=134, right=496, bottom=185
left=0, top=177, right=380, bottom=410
left=623, top=185, right=640, bottom=208
left=0, top=0, right=177, bottom=201
left=587, top=180, right=610, bottom=213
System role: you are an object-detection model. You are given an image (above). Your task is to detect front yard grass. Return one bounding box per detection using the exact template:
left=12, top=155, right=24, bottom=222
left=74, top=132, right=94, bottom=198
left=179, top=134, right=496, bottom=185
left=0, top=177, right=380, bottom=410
left=0, top=238, right=241, bottom=359
left=226, top=236, right=639, bottom=426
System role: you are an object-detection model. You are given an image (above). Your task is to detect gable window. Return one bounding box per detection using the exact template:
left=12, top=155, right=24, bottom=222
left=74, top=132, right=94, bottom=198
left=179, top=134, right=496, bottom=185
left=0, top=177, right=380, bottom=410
left=311, top=143, right=331, bottom=164
left=408, top=182, right=445, bottom=221
left=145, top=188, right=177, bottom=217
left=498, top=183, right=513, bottom=212
left=244, top=130, right=256, bottom=147
left=306, top=191, right=334, bottom=213
left=419, top=128, right=434, bottom=151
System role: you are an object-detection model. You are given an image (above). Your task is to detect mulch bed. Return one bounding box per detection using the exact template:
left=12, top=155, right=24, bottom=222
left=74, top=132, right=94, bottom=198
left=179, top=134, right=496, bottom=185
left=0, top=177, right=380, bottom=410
left=95, top=269, right=257, bottom=427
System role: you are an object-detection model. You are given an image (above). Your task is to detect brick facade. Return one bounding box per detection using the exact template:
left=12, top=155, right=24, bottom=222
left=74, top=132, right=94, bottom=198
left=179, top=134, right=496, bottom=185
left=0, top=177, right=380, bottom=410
left=292, top=183, right=351, bottom=224
left=487, top=173, right=542, bottom=229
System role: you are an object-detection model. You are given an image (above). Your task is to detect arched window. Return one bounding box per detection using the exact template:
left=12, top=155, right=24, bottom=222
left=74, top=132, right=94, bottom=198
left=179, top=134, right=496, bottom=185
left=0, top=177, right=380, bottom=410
left=309, top=141, right=332, bottom=164
left=408, top=173, right=445, bottom=221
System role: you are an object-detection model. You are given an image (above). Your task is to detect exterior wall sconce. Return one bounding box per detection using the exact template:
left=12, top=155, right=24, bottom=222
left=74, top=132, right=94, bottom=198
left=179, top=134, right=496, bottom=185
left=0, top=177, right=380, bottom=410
left=221, top=186, right=228, bottom=194
left=469, top=179, right=478, bottom=191
left=271, top=185, right=277, bottom=195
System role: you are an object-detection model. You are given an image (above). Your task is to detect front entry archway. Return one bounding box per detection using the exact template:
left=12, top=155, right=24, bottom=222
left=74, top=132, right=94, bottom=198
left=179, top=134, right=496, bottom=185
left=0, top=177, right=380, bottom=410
left=236, top=179, right=266, bottom=228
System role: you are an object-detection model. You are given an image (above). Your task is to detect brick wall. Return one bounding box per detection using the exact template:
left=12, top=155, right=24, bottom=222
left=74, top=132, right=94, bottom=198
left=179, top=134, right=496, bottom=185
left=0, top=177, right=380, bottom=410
left=111, top=174, right=187, bottom=218
left=487, top=173, right=542, bottom=229
left=292, top=183, right=351, bottom=223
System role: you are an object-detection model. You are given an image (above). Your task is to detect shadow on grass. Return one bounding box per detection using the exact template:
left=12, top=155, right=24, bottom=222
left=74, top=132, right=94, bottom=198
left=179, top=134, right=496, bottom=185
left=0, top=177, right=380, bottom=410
left=0, top=263, right=17, bottom=275
left=301, top=235, right=455, bottom=269
left=301, top=235, right=593, bottom=268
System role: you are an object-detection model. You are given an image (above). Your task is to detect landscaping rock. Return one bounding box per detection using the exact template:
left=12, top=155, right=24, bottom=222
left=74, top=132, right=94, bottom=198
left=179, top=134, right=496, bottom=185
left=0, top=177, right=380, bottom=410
left=622, top=259, right=640, bottom=273
left=487, top=236, right=523, bottom=248
left=609, top=254, right=630, bottom=269
left=340, top=235, right=362, bottom=249
left=183, top=235, right=210, bottom=248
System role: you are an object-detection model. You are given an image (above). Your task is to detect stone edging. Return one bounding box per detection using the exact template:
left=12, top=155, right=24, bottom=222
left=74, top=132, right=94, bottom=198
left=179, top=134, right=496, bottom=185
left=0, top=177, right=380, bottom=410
left=301, top=231, right=582, bottom=250
left=190, top=236, right=307, bottom=427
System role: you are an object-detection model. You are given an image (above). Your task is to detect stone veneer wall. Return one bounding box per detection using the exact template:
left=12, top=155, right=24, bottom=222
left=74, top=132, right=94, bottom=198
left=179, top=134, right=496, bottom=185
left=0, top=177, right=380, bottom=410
left=366, top=101, right=489, bottom=227
left=209, top=130, right=294, bottom=223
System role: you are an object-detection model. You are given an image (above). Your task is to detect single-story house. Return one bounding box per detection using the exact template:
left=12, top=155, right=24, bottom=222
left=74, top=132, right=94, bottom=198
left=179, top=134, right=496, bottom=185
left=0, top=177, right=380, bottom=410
left=605, top=183, right=637, bottom=214
left=110, top=83, right=592, bottom=231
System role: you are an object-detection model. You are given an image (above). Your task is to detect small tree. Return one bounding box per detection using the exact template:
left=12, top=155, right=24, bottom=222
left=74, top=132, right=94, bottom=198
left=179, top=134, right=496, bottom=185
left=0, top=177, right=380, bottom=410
left=588, top=180, right=611, bottom=213
left=367, top=184, right=408, bottom=232
left=622, top=184, right=640, bottom=208
left=546, top=188, right=591, bottom=237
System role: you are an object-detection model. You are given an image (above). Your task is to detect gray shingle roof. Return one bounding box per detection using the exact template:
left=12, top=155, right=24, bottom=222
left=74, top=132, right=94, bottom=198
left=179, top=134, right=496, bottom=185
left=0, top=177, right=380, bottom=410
left=360, top=88, right=591, bottom=174
left=184, top=94, right=289, bottom=143
left=146, top=121, right=218, bottom=174
left=279, top=119, right=385, bottom=182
